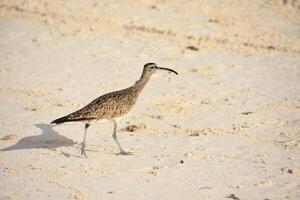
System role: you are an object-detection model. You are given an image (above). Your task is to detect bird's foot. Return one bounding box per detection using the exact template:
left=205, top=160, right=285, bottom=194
left=80, top=142, right=88, bottom=157
left=117, top=150, right=134, bottom=156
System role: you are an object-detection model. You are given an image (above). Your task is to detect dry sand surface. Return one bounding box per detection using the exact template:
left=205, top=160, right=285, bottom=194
left=0, top=0, right=300, bottom=199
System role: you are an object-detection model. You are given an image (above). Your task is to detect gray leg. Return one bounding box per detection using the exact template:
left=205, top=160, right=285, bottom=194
left=111, top=119, right=132, bottom=155
left=80, top=123, right=90, bottom=157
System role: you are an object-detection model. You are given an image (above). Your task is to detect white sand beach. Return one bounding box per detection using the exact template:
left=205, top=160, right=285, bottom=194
left=0, top=0, right=299, bottom=199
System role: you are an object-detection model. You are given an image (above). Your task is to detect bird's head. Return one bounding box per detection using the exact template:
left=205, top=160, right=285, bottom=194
left=143, top=63, right=178, bottom=76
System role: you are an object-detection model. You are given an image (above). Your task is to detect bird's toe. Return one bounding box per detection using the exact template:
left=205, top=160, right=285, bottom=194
left=118, top=151, right=134, bottom=156
left=80, top=143, right=88, bottom=157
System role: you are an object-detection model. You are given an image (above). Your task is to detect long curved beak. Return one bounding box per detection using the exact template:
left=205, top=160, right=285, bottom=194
left=157, top=67, right=178, bottom=75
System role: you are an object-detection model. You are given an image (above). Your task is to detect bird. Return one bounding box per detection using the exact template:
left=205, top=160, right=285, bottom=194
left=51, top=63, right=178, bottom=157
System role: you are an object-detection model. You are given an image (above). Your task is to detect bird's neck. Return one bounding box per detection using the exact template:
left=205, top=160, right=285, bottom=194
left=132, top=72, right=151, bottom=92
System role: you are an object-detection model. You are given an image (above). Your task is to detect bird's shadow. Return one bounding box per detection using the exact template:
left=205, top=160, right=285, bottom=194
left=1, top=123, right=76, bottom=152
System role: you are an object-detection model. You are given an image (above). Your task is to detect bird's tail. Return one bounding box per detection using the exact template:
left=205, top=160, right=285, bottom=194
left=51, top=116, right=69, bottom=124
left=51, top=114, right=95, bottom=124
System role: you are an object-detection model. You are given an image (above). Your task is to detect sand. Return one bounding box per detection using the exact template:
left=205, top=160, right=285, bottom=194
left=0, top=0, right=300, bottom=199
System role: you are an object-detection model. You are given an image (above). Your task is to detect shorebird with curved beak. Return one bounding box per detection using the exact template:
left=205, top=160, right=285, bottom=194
left=51, top=63, right=178, bottom=157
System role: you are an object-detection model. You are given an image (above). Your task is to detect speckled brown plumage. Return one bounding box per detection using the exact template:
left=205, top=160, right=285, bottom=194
left=51, top=63, right=178, bottom=156
left=52, top=86, right=142, bottom=124
left=51, top=67, right=151, bottom=124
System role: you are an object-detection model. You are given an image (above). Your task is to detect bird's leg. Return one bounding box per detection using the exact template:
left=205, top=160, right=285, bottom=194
left=111, top=119, right=132, bottom=155
left=80, top=123, right=90, bottom=157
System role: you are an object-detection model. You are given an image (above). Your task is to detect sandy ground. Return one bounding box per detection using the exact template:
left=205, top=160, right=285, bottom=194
left=0, top=0, right=300, bottom=199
